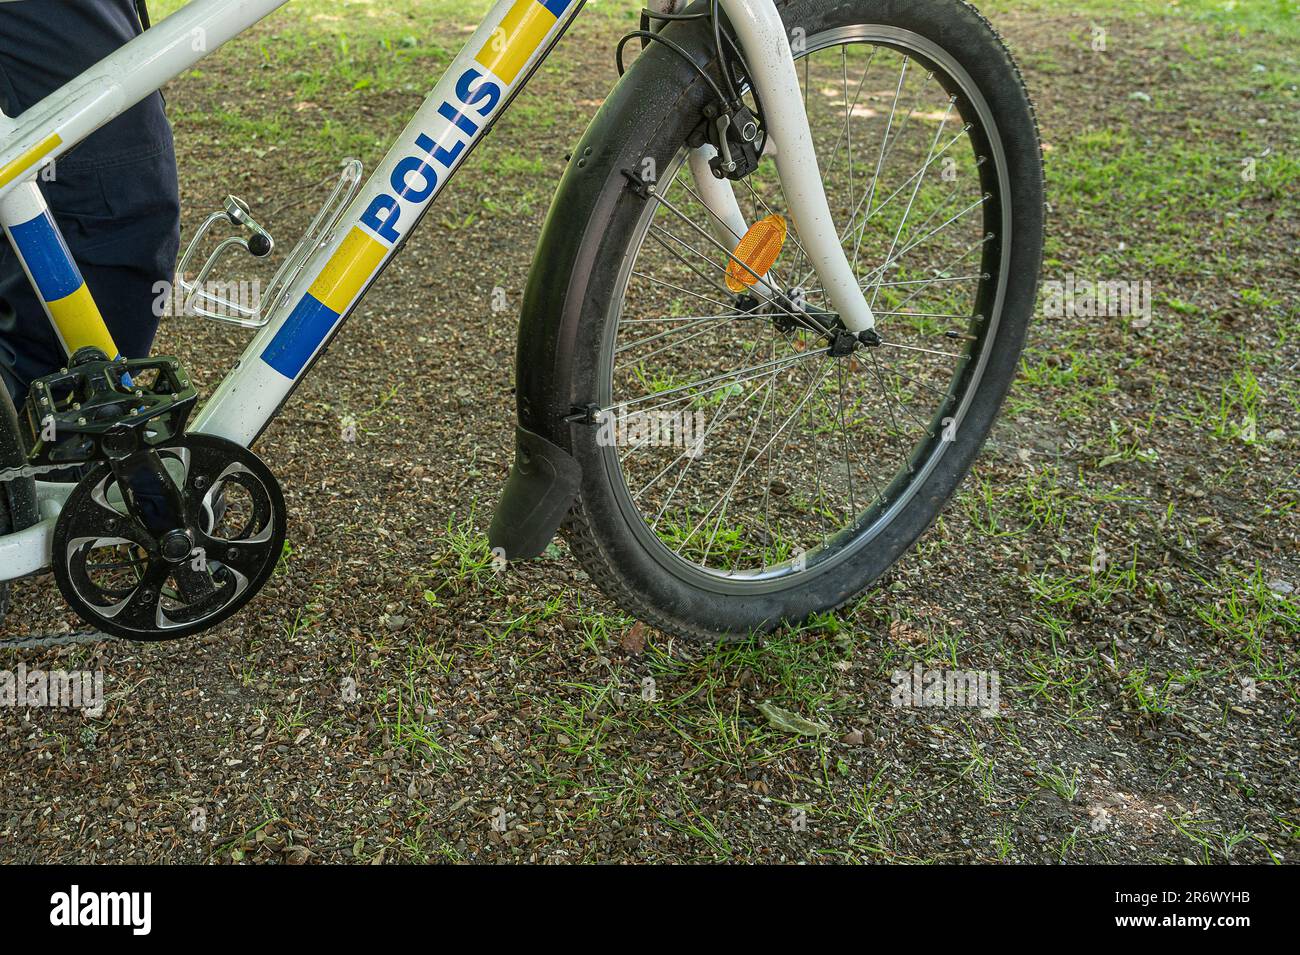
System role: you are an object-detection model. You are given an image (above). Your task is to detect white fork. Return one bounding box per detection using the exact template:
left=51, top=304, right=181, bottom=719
left=661, top=0, right=877, bottom=332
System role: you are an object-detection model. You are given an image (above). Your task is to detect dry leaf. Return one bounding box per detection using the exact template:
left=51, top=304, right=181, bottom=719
left=621, top=622, right=648, bottom=655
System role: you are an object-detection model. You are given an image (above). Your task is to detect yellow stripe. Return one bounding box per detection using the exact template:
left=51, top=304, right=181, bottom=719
left=0, top=134, right=63, bottom=189
left=474, top=0, right=556, bottom=85
left=47, top=283, right=117, bottom=357
left=309, top=227, right=388, bottom=313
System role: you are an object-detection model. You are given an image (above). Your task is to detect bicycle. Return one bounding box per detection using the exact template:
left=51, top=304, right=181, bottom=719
left=0, top=0, right=1043, bottom=642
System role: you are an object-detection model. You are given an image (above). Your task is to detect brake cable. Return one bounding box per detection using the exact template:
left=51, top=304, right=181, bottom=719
left=614, top=29, right=730, bottom=108
left=616, top=4, right=770, bottom=178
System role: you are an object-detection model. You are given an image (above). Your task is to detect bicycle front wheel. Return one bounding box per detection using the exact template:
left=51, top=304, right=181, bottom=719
left=544, top=0, right=1043, bottom=640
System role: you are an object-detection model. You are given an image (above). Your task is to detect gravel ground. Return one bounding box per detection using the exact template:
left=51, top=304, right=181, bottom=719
left=1, top=0, right=1296, bottom=863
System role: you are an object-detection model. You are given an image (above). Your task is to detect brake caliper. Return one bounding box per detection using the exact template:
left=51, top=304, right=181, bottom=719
left=688, top=102, right=762, bottom=182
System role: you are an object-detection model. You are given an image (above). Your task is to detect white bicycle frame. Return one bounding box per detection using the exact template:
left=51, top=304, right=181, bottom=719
left=0, top=0, right=874, bottom=582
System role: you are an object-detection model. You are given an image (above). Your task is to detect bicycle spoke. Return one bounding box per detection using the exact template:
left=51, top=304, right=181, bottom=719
left=853, top=55, right=909, bottom=272
left=868, top=95, right=955, bottom=307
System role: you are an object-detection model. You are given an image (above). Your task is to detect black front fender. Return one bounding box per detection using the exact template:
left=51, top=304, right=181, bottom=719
left=488, top=9, right=722, bottom=559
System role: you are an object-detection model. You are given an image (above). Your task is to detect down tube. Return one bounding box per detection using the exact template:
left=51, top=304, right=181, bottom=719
left=192, top=0, right=586, bottom=446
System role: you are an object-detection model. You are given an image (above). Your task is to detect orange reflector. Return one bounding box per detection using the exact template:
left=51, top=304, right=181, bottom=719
left=725, top=214, right=787, bottom=292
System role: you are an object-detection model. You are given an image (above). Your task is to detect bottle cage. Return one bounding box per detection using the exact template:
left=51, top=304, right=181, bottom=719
left=174, top=158, right=364, bottom=328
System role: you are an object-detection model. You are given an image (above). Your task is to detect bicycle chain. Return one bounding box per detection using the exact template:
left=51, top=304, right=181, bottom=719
left=0, top=462, right=83, bottom=484
left=0, top=630, right=110, bottom=650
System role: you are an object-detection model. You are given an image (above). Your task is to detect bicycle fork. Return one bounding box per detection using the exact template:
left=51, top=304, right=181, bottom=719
left=676, top=0, right=876, bottom=333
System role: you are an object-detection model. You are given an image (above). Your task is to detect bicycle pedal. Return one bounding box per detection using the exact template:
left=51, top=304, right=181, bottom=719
left=175, top=158, right=364, bottom=328
left=19, top=348, right=198, bottom=470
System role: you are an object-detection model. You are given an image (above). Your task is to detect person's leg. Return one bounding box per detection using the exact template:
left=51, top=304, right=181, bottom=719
left=0, top=0, right=180, bottom=406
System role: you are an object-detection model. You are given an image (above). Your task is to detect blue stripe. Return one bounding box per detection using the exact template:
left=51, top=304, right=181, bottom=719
left=538, top=0, right=573, bottom=18
left=8, top=212, right=83, bottom=301
left=260, top=293, right=339, bottom=378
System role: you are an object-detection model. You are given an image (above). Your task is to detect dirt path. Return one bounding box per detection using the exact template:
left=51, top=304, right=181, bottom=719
left=2, top=1, right=1295, bottom=863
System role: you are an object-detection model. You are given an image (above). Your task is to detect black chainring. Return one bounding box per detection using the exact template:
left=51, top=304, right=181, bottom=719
left=52, top=434, right=286, bottom=641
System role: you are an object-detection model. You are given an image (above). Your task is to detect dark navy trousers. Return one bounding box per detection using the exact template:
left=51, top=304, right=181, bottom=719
left=0, top=0, right=180, bottom=404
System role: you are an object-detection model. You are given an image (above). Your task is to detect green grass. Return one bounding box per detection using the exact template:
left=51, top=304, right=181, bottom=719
left=993, top=0, right=1300, bottom=39
left=1195, top=566, right=1300, bottom=690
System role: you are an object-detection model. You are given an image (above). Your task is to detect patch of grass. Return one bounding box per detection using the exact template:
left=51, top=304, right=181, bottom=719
left=1121, top=665, right=1179, bottom=717
left=418, top=513, right=501, bottom=606
left=373, top=679, right=451, bottom=765
left=1168, top=812, right=1258, bottom=864
left=1194, top=566, right=1299, bottom=692
left=1034, top=764, right=1080, bottom=802
left=1027, top=541, right=1143, bottom=614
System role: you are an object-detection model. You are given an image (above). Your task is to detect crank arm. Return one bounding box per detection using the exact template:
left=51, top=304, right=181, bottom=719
left=107, top=443, right=188, bottom=539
